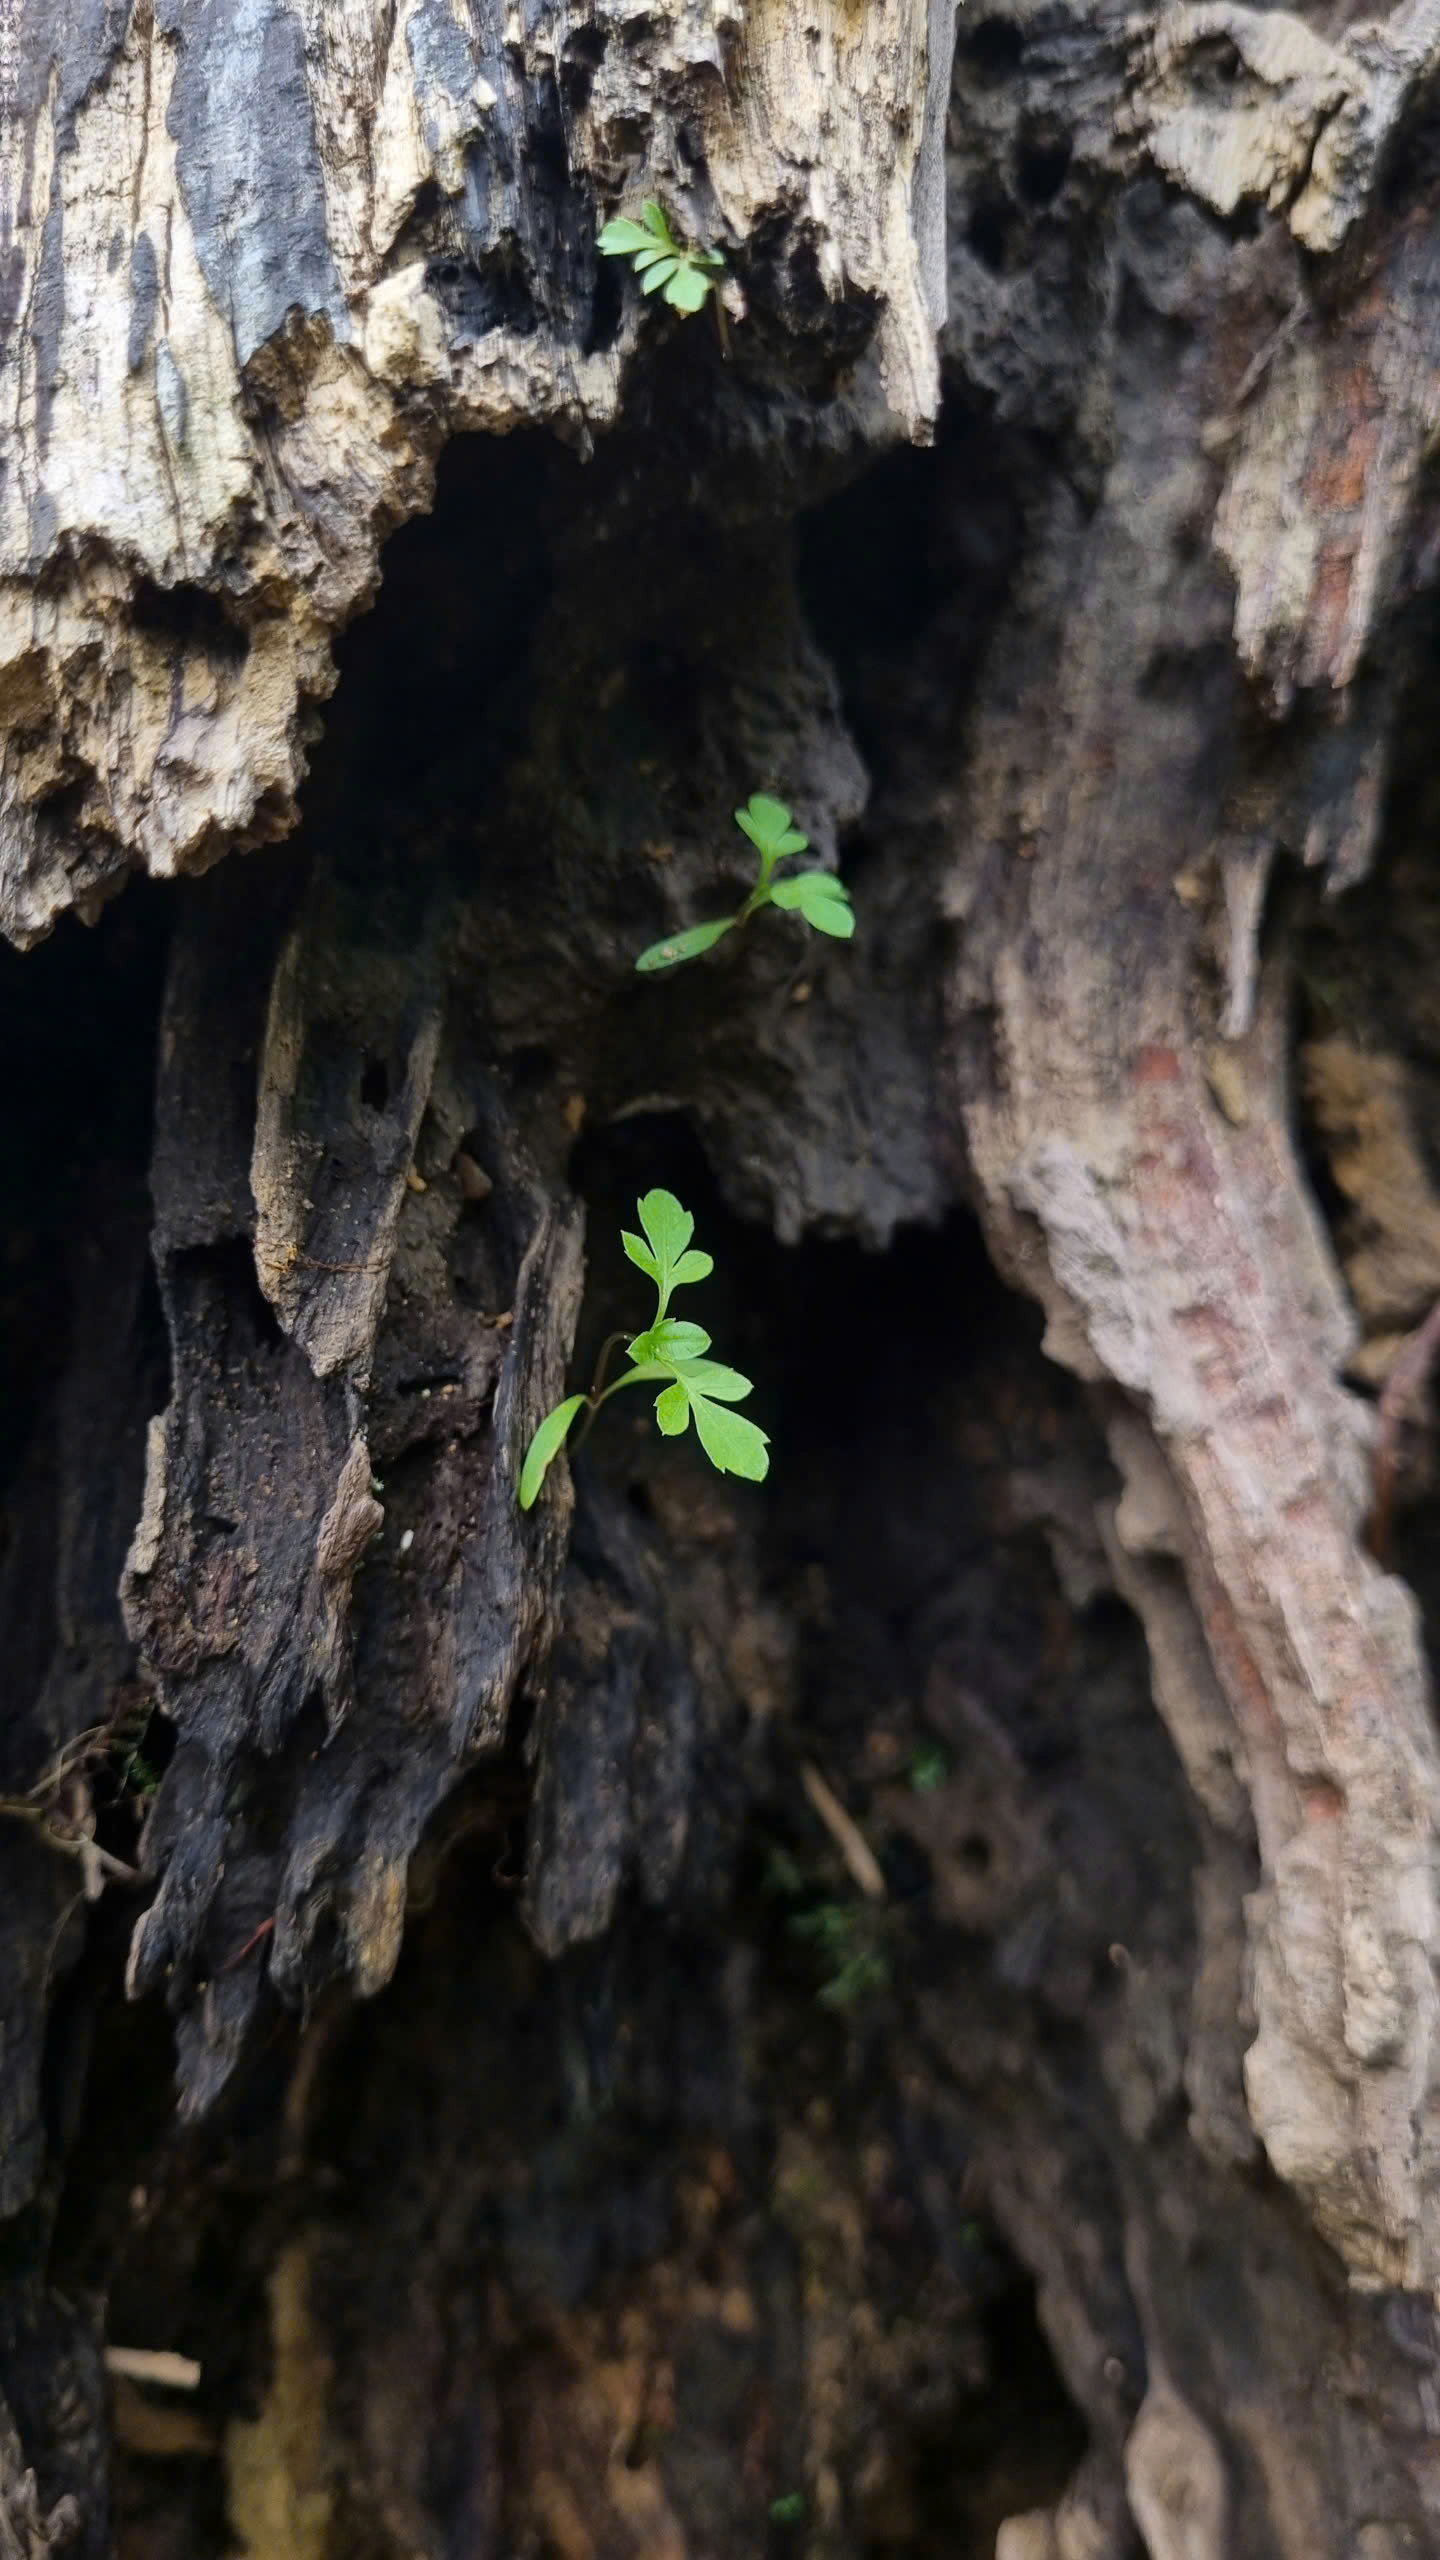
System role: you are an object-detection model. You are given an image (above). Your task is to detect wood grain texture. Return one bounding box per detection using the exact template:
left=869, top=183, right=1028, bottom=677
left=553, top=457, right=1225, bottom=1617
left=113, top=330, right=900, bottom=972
left=0, top=0, right=948, bottom=944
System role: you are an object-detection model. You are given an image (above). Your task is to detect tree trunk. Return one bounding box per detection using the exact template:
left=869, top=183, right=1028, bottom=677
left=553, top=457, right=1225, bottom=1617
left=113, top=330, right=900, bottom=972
left=5, top=0, right=1440, bottom=2551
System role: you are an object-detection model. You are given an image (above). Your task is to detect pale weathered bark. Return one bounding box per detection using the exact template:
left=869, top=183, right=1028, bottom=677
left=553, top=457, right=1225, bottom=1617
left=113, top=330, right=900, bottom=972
left=0, top=0, right=946, bottom=944
left=7, top=0, right=1440, bottom=2554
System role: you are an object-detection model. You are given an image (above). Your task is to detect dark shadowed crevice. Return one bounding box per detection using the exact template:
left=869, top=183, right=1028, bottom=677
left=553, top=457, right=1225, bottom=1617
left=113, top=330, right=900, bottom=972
left=796, top=411, right=1029, bottom=784
left=0, top=885, right=171, bottom=1513
left=0, top=883, right=175, bottom=2540
left=298, top=428, right=565, bottom=842
left=1016, top=116, right=1074, bottom=209
left=130, top=577, right=251, bottom=667
left=958, top=17, right=1026, bottom=83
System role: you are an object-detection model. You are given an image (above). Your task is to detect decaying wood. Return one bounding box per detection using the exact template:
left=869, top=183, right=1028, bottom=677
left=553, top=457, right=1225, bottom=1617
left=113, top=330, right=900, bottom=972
left=0, top=0, right=948, bottom=947
left=119, top=853, right=588, bottom=2106
left=9, top=0, right=1440, bottom=2550
left=945, top=20, right=1440, bottom=2294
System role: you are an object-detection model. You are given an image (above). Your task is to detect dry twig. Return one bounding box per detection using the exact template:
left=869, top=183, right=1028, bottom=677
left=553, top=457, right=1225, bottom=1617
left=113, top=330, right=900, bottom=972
left=801, top=1763, right=886, bottom=1902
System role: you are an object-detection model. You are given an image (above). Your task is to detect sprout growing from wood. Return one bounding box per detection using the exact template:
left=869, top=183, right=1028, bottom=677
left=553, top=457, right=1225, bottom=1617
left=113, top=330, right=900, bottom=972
left=518, top=1188, right=770, bottom=1508
left=635, top=795, right=855, bottom=973
left=597, top=201, right=726, bottom=316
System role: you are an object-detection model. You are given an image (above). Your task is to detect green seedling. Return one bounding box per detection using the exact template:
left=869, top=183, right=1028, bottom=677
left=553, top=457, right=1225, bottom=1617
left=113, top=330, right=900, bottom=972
left=909, top=1742, right=949, bottom=1794
left=635, top=795, right=855, bottom=974
left=598, top=200, right=725, bottom=316
left=769, top=2492, right=806, bottom=2525
left=121, top=1751, right=163, bottom=1801
left=788, top=1901, right=891, bottom=2010
left=518, top=1187, right=770, bottom=1509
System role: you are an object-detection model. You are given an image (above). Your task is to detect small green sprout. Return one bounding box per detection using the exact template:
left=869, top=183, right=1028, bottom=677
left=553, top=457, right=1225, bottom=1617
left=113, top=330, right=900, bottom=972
left=909, top=1742, right=949, bottom=1793
left=121, top=1750, right=163, bottom=1803
left=788, top=1902, right=891, bottom=2009
left=635, top=795, right=855, bottom=973
left=518, top=1187, right=770, bottom=1508
left=769, top=2492, right=806, bottom=2525
left=597, top=200, right=725, bottom=316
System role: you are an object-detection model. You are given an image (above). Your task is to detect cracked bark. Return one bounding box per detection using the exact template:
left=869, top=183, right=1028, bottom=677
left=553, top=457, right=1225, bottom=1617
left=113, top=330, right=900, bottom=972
left=7, top=0, right=1440, bottom=2553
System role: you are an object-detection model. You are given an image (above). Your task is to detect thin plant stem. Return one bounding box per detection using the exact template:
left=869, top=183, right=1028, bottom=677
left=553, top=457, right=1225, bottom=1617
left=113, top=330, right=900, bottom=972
left=571, top=1363, right=649, bottom=1453
left=587, top=1331, right=630, bottom=1405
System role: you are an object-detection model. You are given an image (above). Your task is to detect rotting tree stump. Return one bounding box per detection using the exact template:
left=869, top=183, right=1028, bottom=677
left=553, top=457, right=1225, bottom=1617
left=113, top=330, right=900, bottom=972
left=7, top=0, right=1440, bottom=2551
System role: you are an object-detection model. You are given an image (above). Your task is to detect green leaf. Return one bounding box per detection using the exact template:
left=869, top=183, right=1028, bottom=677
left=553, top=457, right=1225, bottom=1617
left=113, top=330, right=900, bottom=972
left=669, top=1248, right=714, bottom=1289
left=657, top=1318, right=712, bottom=1360
left=598, top=217, right=656, bottom=256
left=518, top=1394, right=587, bottom=1510
left=734, top=793, right=795, bottom=856
left=817, top=1948, right=889, bottom=2008
left=744, top=793, right=794, bottom=835
left=634, top=917, right=734, bottom=972
left=638, top=1189, right=694, bottom=1270
left=664, top=262, right=713, bottom=314
left=691, top=1395, right=770, bottom=1481
left=654, top=1380, right=691, bottom=1436
left=669, top=1357, right=752, bottom=1401
left=770, top=873, right=849, bottom=909
left=597, top=207, right=720, bottom=322
left=772, top=874, right=855, bottom=936
left=621, top=1230, right=659, bottom=1281
left=631, top=1318, right=711, bottom=1365
left=801, top=891, right=856, bottom=940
